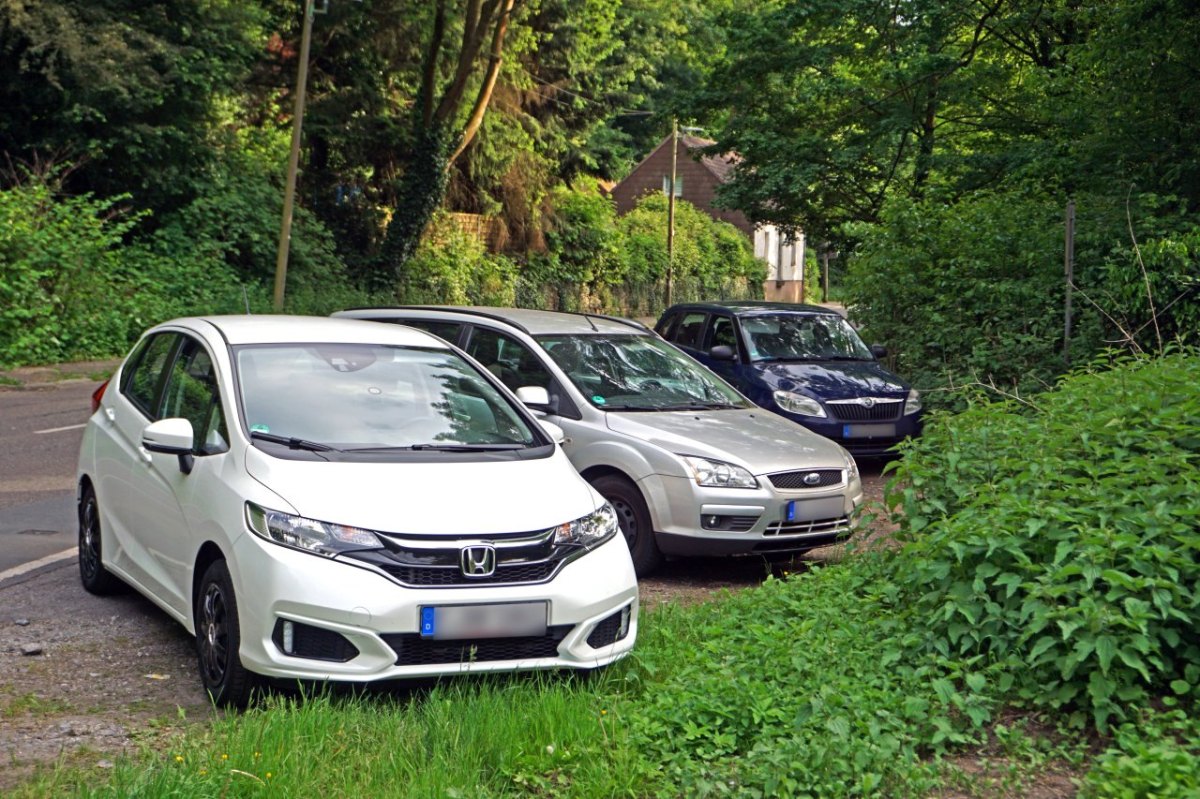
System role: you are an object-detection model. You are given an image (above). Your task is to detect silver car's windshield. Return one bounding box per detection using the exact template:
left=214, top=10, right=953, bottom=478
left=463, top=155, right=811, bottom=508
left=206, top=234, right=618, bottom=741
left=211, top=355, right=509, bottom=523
left=743, top=314, right=873, bottom=362
left=236, top=344, right=538, bottom=449
left=536, top=334, right=749, bottom=411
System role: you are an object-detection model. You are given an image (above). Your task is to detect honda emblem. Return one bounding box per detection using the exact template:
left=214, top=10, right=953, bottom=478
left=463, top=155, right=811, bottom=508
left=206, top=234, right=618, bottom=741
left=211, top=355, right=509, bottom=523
left=460, top=545, right=497, bottom=577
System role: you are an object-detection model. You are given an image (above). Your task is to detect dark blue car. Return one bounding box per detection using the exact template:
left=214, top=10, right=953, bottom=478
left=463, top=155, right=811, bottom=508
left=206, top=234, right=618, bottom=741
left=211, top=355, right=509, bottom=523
left=656, top=302, right=923, bottom=457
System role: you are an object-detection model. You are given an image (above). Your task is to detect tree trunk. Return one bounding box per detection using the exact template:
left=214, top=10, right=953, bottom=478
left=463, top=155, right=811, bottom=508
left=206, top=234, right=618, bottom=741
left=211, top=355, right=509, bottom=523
left=375, top=124, right=453, bottom=288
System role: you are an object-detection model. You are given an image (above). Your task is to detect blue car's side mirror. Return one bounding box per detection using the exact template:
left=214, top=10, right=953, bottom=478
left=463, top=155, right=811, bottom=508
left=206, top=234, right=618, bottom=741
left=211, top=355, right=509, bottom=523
left=709, top=345, right=736, bottom=361
left=869, top=344, right=888, bottom=359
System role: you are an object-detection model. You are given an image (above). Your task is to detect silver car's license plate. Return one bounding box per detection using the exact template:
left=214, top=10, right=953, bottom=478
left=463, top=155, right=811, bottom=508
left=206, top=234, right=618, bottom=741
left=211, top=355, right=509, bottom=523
left=843, top=423, right=896, bottom=438
left=419, top=601, right=548, bottom=640
left=785, top=496, right=846, bottom=522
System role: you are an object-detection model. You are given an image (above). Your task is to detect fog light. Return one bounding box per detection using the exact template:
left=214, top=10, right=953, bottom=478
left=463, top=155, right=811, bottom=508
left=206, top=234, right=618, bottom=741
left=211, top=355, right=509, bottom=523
left=282, top=620, right=295, bottom=655
left=703, top=514, right=722, bottom=529
left=618, top=606, right=631, bottom=639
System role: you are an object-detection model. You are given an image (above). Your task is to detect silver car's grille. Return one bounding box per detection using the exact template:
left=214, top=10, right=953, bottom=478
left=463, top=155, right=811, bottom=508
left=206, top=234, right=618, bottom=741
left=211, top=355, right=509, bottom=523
left=826, top=398, right=903, bottom=422
left=343, top=528, right=575, bottom=588
left=768, top=469, right=844, bottom=490
left=763, top=515, right=854, bottom=538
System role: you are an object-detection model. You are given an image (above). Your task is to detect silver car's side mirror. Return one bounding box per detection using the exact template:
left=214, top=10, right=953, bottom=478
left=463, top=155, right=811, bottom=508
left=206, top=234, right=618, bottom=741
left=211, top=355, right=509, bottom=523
left=516, top=386, right=550, bottom=407
left=142, top=418, right=196, bottom=474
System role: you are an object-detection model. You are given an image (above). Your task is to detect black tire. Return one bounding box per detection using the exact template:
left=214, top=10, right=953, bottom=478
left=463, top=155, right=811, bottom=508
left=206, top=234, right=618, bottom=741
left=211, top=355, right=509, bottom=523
left=591, top=474, right=662, bottom=577
left=78, top=485, right=123, bottom=595
left=195, top=560, right=258, bottom=708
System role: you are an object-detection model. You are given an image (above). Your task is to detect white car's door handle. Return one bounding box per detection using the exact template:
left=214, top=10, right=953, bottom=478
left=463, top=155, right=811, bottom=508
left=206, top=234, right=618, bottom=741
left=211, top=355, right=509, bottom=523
left=105, top=408, right=116, bottom=422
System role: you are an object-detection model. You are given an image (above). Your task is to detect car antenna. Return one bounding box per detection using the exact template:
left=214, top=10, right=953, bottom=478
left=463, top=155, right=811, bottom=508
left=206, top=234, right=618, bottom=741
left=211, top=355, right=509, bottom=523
left=584, top=314, right=599, bottom=331
left=242, top=285, right=252, bottom=315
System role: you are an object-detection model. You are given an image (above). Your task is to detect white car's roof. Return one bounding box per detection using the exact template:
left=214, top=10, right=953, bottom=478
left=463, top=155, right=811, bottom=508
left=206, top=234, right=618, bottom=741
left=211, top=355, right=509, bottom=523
left=338, top=307, right=650, bottom=337
left=169, top=315, right=451, bottom=348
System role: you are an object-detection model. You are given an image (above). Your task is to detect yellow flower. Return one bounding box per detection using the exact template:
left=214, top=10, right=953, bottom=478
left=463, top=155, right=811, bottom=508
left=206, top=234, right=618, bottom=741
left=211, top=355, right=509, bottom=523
left=174, top=755, right=183, bottom=763
left=600, top=709, right=608, bottom=716
left=254, top=752, right=261, bottom=759
left=266, top=772, right=273, bottom=779
left=221, top=754, right=229, bottom=761
left=199, top=769, right=207, bottom=775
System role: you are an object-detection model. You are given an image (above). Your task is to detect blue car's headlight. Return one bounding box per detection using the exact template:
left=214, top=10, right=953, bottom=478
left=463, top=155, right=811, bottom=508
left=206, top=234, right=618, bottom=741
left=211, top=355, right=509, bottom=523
left=773, top=390, right=827, bottom=418
left=245, top=502, right=383, bottom=557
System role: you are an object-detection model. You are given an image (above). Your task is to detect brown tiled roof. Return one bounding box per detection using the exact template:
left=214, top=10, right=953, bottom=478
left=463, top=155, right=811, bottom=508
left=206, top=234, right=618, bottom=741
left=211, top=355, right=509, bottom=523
left=679, top=134, right=740, bottom=183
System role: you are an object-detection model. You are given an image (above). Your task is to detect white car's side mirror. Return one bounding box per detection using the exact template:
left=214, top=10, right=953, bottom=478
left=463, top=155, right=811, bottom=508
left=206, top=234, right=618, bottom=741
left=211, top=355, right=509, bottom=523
left=516, top=386, right=550, bottom=407
left=539, top=420, right=566, bottom=444
left=142, top=418, right=196, bottom=474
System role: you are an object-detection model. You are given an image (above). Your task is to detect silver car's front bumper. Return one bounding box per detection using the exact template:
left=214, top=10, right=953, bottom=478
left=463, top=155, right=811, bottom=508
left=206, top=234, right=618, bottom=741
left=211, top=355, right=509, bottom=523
left=637, top=472, right=864, bottom=556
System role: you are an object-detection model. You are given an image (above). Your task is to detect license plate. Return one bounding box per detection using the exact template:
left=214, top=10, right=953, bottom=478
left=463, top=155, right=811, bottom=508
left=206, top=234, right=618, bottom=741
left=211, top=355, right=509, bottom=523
left=786, top=497, right=847, bottom=522
left=843, top=423, right=896, bottom=439
left=419, top=601, right=548, bottom=640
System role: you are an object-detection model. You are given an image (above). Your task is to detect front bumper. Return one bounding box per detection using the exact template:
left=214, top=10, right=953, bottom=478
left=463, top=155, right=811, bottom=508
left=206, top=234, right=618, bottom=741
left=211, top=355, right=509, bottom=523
left=638, top=471, right=864, bottom=557
left=789, top=413, right=924, bottom=458
left=228, top=532, right=638, bottom=682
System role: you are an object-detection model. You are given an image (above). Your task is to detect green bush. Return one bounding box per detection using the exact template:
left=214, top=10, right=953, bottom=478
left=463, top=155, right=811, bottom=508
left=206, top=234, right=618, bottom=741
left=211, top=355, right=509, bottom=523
left=0, top=176, right=243, bottom=366
left=886, top=351, right=1200, bottom=730
left=1080, top=709, right=1200, bottom=798
left=842, top=190, right=1069, bottom=404
left=399, top=212, right=518, bottom=306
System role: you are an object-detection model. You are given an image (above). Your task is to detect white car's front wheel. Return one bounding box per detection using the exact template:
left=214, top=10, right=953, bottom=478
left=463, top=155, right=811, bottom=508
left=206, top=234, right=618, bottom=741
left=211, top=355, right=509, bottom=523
left=195, top=560, right=258, bottom=708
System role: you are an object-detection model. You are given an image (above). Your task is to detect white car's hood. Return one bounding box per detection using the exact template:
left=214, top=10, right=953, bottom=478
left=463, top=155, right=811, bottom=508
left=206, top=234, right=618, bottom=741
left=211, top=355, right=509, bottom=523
left=606, top=409, right=847, bottom=474
left=244, top=447, right=596, bottom=536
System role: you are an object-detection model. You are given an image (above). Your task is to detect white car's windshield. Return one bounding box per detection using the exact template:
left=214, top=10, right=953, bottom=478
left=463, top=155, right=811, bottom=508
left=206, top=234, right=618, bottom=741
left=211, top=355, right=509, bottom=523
left=536, top=334, right=749, bottom=411
left=236, top=344, right=538, bottom=450
left=743, top=314, right=874, bottom=362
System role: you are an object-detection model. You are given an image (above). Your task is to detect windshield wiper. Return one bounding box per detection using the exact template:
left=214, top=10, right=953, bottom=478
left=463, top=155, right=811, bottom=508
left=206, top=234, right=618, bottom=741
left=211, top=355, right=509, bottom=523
left=409, top=443, right=528, bottom=451
left=656, top=402, right=741, bottom=411
left=250, top=431, right=339, bottom=452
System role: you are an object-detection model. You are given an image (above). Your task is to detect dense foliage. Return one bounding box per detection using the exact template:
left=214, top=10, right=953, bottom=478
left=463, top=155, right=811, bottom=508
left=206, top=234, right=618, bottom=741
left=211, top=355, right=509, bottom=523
left=887, top=351, right=1200, bottom=730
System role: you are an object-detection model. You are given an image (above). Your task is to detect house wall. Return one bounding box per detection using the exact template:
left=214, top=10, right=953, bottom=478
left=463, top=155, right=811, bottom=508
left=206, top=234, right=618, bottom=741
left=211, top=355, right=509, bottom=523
left=755, top=226, right=807, bottom=303
left=610, top=138, right=753, bottom=235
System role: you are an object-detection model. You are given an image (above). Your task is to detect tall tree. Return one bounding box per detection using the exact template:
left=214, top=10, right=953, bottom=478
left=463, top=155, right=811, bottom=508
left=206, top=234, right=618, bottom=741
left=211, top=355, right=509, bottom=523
left=374, top=0, right=520, bottom=280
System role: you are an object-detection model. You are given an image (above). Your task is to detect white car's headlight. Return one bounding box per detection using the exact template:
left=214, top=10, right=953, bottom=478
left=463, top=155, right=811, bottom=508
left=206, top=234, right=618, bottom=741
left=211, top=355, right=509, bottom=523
left=681, top=455, right=759, bottom=489
left=245, top=502, right=383, bottom=557
left=773, top=390, right=827, bottom=418
left=845, top=451, right=860, bottom=483
left=905, top=389, right=922, bottom=415
left=553, top=503, right=619, bottom=548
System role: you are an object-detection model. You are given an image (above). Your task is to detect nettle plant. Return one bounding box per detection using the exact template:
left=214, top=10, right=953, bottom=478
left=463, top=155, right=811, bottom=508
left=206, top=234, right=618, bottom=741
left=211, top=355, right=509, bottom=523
left=885, top=351, right=1200, bottom=730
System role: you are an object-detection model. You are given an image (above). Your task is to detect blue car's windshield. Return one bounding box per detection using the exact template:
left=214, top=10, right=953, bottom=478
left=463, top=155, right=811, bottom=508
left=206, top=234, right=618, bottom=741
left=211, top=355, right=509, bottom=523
left=743, top=314, right=874, bottom=363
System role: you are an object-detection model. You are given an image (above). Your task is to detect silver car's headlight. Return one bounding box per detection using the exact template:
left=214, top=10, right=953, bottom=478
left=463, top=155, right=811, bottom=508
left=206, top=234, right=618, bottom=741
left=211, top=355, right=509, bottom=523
left=245, top=502, right=383, bottom=557
left=905, top=389, right=923, bottom=415
left=773, top=390, right=827, bottom=418
left=553, top=503, right=619, bottom=548
left=681, top=455, right=759, bottom=489
left=844, top=450, right=860, bottom=483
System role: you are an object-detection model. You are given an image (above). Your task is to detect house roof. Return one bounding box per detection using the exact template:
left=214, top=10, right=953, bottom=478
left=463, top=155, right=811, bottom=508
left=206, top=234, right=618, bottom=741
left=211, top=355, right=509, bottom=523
left=678, top=134, right=740, bottom=184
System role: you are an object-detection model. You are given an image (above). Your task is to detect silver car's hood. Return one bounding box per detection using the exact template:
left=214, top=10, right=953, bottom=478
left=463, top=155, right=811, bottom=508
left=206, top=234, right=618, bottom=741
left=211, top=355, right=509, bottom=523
left=244, top=447, right=596, bottom=536
left=605, top=409, right=848, bottom=474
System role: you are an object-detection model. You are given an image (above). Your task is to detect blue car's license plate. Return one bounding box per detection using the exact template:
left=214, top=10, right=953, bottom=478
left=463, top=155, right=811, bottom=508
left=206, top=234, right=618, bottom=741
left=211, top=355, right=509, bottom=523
left=420, top=601, right=548, bottom=640
left=843, top=423, right=896, bottom=439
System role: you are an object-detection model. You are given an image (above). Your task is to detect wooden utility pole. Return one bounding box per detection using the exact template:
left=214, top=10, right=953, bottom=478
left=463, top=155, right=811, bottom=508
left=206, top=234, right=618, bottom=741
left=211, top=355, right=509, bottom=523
left=1064, top=200, right=1076, bottom=364
left=665, top=118, right=678, bottom=309
left=273, top=0, right=316, bottom=311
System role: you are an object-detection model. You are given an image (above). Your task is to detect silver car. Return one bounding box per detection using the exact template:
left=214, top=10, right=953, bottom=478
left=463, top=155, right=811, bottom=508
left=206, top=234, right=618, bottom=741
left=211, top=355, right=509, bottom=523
left=335, top=308, right=864, bottom=576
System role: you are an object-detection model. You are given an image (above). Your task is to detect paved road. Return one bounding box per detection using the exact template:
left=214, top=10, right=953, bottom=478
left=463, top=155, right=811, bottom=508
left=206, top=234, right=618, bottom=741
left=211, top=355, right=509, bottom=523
left=0, top=380, right=100, bottom=578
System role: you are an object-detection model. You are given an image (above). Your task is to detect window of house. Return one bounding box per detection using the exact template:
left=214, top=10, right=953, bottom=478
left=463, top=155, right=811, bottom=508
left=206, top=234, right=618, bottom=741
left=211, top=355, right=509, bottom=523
left=661, top=175, right=683, bottom=197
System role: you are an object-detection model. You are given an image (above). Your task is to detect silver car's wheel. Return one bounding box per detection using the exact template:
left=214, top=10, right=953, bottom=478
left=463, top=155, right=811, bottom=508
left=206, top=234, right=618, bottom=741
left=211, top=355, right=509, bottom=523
left=591, top=474, right=662, bottom=577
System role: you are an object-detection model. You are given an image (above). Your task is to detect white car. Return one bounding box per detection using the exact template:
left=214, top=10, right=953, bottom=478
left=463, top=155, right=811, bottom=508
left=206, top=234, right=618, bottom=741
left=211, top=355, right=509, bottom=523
left=76, top=315, right=637, bottom=706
